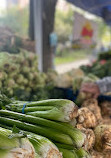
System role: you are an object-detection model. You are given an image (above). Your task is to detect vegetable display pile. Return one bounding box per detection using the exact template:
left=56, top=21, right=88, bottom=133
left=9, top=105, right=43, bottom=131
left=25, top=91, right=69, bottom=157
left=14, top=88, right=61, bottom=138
left=73, top=73, right=99, bottom=92
left=0, top=91, right=110, bottom=158
left=100, top=101, right=111, bottom=117
left=0, top=26, right=35, bottom=54
left=0, top=96, right=91, bottom=158
left=0, top=94, right=111, bottom=157
left=47, top=68, right=99, bottom=93
left=49, top=68, right=85, bottom=89
left=0, top=52, right=82, bottom=101
left=0, top=51, right=54, bottom=100
left=75, top=98, right=111, bottom=158
left=80, top=59, right=111, bottom=78
left=72, top=74, right=99, bottom=105
left=0, top=127, right=62, bottom=158
left=0, top=27, right=21, bottom=54
left=98, top=50, right=111, bottom=60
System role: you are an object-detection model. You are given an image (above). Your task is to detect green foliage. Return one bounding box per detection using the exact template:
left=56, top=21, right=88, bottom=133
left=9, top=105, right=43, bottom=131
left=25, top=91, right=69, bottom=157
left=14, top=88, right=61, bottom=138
left=55, top=7, right=74, bottom=42
left=98, top=20, right=108, bottom=38
left=0, top=6, right=29, bottom=37
left=97, top=20, right=111, bottom=44
left=98, top=50, right=111, bottom=60
left=0, top=36, right=22, bottom=54
left=55, top=49, right=89, bottom=65
left=0, top=50, right=49, bottom=101
left=80, top=60, right=111, bottom=78
left=0, top=51, right=65, bottom=101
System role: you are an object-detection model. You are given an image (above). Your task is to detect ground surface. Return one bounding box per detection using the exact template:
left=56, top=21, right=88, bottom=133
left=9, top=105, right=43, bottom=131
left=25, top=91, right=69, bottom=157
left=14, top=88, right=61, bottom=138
left=56, top=59, right=89, bottom=74
left=55, top=49, right=91, bottom=65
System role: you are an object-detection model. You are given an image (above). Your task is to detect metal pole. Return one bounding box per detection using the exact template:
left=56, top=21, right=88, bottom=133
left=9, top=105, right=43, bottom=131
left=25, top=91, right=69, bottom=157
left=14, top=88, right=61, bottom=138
left=33, top=0, right=43, bottom=71
left=110, top=27, right=111, bottom=49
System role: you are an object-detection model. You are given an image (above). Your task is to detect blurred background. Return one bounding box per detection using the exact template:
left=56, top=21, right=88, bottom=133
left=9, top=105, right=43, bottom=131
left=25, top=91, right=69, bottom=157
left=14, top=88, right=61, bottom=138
left=0, top=0, right=111, bottom=72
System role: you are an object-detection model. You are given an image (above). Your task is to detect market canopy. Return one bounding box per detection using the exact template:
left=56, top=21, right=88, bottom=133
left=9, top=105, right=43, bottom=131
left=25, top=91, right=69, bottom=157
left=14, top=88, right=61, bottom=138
left=67, top=0, right=111, bottom=25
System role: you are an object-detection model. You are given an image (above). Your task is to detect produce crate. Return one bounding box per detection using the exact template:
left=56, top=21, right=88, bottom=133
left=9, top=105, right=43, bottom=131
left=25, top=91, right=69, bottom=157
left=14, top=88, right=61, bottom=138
left=98, top=95, right=111, bottom=102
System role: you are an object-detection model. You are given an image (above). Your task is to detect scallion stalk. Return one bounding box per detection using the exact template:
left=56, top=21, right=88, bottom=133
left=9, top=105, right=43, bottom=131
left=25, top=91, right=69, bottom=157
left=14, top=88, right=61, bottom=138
left=0, top=110, right=85, bottom=147
left=0, top=116, right=73, bottom=145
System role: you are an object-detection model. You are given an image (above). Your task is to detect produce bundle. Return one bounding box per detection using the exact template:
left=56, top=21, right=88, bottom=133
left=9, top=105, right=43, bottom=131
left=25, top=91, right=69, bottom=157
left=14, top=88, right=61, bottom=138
left=67, top=68, right=85, bottom=79
left=46, top=69, right=100, bottom=101
left=59, top=148, right=89, bottom=158
left=73, top=75, right=99, bottom=105
left=0, top=127, right=63, bottom=158
left=0, top=96, right=90, bottom=158
left=27, top=132, right=62, bottom=158
left=4, top=99, right=78, bottom=122
left=54, top=73, right=73, bottom=88
left=72, top=77, right=83, bottom=92
left=76, top=125, right=95, bottom=151
left=0, top=51, right=52, bottom=100
left=77, top=99, right=102, bottom=127
left=0, top=94, right=110, bottom=157
left=101, top=116, right=111, bottom=125
left=77, top=107, right=97, bottom=128
left=46, top=69, right=58, bottom=86
left=94, top=125, right=111, bottom=152
left=73, top=73, right=99, bottom=92
left=0, top=127, right=35, bottom=158
left=82, top=99, right=102, bottom=124
left=90, top=150, right=111, bottom=158
left=48, top=68, right=85, bottom=89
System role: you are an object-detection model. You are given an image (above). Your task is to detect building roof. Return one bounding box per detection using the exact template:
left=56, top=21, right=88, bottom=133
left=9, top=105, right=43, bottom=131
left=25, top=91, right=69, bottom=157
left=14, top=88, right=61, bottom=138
left=67, top=0, right=111, bottom=25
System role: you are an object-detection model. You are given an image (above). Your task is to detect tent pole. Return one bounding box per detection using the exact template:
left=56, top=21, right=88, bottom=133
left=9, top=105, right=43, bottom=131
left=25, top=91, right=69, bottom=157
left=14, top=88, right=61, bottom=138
left=110, top=27, right=111, bottom=49
left=33, top=0, right=43, bottom=72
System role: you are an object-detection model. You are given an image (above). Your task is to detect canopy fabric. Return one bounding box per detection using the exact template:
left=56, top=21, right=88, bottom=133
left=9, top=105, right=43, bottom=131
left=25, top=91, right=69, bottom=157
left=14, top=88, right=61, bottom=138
left=67, top=0, right=111, bottom=25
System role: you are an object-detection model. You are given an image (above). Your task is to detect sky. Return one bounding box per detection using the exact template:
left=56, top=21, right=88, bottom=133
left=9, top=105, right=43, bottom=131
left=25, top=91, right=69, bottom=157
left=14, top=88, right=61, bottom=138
left=0, top=0, right=6, bottom=9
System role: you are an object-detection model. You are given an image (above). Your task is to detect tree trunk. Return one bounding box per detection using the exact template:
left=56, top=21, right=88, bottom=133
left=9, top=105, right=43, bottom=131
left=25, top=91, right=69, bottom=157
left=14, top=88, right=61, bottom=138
left=29, top=0, right=35, bottom=41
left=42, top=0, right=57, bottom=72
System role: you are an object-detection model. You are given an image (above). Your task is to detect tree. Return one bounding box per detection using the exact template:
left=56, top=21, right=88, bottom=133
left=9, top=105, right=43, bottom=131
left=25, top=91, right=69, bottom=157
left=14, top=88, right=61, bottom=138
left=0, top=6, right=29, bottom=37
left=55, top=6, right=74, bottom=42
left=98, top=20, right=108, bottom=39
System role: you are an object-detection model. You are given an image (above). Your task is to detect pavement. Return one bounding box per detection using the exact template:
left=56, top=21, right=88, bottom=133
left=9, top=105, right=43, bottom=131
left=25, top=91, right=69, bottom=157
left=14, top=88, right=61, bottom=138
left=56, top=59, right=89, bottom=74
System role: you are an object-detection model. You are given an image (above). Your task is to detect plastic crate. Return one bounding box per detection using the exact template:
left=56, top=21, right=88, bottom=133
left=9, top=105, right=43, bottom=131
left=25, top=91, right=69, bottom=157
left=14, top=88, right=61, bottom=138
left=98, top=95, right=111, bottom=102
left=55, top=87, right=111, bottom=103
left=55, top=87, right=78, bottom=101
